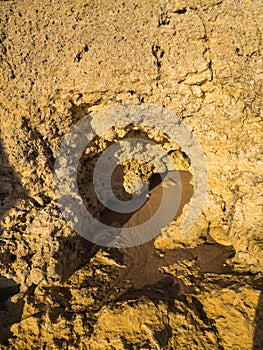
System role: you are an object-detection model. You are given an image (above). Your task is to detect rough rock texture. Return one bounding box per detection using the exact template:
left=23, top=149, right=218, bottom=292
left=0, top=0, right=262, bottom=349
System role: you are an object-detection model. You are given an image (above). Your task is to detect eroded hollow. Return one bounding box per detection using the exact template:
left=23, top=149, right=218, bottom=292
left=77, top=124, right=193, bottom=231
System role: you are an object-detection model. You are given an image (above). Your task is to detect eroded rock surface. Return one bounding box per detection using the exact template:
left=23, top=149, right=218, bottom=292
left=0, top=0, right=262, bottom=349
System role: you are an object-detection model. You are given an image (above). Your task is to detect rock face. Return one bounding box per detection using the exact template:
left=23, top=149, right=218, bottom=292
left=0, top=0, right=262, bottom=349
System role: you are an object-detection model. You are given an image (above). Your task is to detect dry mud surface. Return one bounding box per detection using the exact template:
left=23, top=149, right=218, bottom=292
left=0, top=0, right=263, bottom=349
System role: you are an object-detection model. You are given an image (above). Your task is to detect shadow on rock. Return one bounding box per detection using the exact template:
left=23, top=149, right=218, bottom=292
left=0, top=139, right=26, bottom=223
left=0, top=276, right=22, bottom=345
left=253, top=286, right=263, bottom=349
